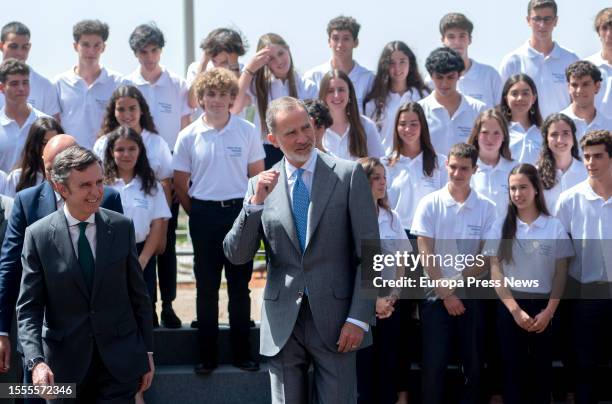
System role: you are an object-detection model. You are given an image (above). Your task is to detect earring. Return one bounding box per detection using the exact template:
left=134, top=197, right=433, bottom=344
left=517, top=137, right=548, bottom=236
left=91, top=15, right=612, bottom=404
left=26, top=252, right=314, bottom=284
left=530, top=106, right=535, bottom=115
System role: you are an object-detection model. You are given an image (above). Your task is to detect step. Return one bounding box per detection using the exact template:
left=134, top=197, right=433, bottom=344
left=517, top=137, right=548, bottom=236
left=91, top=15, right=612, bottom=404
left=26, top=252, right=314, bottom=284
left=143, top=364, right=271, bottom=404
left=153, top=324, right=265, bottom=366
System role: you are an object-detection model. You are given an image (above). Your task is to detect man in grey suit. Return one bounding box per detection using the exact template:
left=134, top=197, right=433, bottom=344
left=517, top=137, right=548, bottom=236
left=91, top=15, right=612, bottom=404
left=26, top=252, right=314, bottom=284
left=224, top=96, right=379, bottom=403
left=16, top=146, right=154, bottom=402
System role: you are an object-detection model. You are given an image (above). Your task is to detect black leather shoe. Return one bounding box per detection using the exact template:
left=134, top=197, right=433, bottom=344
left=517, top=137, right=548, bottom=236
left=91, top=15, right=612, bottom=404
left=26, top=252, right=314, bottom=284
left=194, top=362, right=217, bottom=375
left=160, top=306, right=182, bottom=329
left=233, top=360, right=260, bottom=372
left=190, top=319, right=199, bottom=328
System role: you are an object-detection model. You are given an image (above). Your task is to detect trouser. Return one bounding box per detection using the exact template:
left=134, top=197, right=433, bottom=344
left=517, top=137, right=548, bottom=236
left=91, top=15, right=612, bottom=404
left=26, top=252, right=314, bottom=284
left=189, top=198, right=253, bottom=364
left=136, top=242, right=158, bottom=303
left=269, top=296, right=357, bottom=404
left=419, top=298, right=485, bottom=404
left=156, top=201, right=179, bottom=304
left=497, top=297, right=552, bottom=404
left=356, top=304, right=401, bottom=404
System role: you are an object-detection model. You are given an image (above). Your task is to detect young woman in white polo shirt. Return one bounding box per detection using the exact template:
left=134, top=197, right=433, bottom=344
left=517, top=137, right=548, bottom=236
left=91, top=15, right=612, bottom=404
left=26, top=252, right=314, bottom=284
left=467, top=108, right=515, bottom=216
left=232, top=33, right=317, bottom=168
left=364, top=41, right=430, bottom=154
left=384, top=102, right=447, bottom=234
left=173, top=68, right=265, bottom=374
left=95, top=85, right=173, bottom=201
left=537, top=113, right=587, bottom=211
left=4, top=116, right=63, bottom=196
left=103, top=126, right=171, bottom=320
left=499, top=74, right=544, bottom=165
left=319, top=69, right=385, bottom=161
left=486, top=163, right=571, bottom=404
left=356, top=156, right=410, bottom=404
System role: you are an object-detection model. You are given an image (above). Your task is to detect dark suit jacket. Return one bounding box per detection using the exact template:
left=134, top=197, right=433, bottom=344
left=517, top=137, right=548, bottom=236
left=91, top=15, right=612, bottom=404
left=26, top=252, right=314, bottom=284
left=0, top=181, right=123, bottom=333
left=17, top=208, right=153, bottom=383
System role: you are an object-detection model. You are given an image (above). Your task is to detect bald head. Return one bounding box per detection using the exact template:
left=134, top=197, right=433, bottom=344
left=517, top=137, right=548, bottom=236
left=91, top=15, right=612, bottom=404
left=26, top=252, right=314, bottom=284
left=42, top=134, right=77, bottom=180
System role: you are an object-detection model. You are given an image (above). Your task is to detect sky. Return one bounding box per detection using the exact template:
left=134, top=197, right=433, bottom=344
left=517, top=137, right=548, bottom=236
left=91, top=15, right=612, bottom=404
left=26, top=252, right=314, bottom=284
left=3, top=0, right=610, bottom=80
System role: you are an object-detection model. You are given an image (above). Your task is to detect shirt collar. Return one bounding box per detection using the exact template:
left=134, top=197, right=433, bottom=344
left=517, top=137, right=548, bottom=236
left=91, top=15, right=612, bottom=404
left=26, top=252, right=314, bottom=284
left=517, top=214, right=547, bottom=230
left=525, top=41, right=561, bottom=59
left=441, top=184, right=477, bottom=209
left=285, top=149, right=318, bottom=180
left=0, top=104, right=36, bottom=126
left=63, top=204, right=95, bottom=226
left=581, top=180, right=608, bottom=201
left=197, top=113, right=234, bottom=134
left=65, top=66, right=110, bottom=86
left=477, top=157, right=514, bottom=173
left=130, top=66, right=170, bottom=87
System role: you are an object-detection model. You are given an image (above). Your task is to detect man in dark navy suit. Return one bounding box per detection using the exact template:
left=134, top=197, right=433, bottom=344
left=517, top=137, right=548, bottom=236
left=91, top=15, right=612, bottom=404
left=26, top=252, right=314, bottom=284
left=0, top=134, right=123, bottom=386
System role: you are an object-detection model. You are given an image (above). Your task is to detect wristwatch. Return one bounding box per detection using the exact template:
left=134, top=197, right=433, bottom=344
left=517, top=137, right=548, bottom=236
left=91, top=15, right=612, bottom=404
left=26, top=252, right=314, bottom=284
left=26, top=357, right=45, bottom=371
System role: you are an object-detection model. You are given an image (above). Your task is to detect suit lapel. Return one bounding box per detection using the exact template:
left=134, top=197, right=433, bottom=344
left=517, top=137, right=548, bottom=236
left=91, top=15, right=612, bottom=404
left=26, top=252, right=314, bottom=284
left=306, top=154, right=338, bottom=249
left=38, top=181, right=59, bottom=216
left=50, top=211, right=89, bottom=300
left=91, top=210, right=113, bottom=302
left=272, top=160, right=302, bottom=254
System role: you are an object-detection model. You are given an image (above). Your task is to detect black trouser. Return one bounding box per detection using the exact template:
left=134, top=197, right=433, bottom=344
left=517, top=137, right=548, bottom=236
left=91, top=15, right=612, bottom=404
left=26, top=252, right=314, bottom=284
left=156, top=201, right=179, bottom=304
left=136, top=242, right=158, bottom=304
left=419, top=298, right=485, bottom=404
left=263, top=144, right=284, bottom=170
left=189, top=198, right=253, bottom=364
left=497, top=297, right=552, bottom=404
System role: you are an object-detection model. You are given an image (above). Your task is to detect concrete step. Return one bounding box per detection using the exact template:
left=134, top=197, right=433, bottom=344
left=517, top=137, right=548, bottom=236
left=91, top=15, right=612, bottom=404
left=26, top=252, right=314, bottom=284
left=143, top=364, right=271, bottom=404
left=153, top=323, right=266, bottom=366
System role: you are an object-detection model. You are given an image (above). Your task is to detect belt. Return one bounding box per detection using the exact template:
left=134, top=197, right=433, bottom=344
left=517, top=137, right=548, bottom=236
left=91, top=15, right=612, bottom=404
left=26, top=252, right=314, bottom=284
left=196, top=198, right=243, bottom=208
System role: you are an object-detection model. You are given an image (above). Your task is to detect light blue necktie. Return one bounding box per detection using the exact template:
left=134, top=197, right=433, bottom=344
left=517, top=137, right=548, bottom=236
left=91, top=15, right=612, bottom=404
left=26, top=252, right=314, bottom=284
left=292, top=168, right=310, bottom=253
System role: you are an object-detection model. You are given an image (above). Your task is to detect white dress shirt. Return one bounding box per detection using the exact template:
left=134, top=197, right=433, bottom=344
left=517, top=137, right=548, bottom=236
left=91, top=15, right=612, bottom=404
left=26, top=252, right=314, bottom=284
left=63, top=204, right=96, bottom=259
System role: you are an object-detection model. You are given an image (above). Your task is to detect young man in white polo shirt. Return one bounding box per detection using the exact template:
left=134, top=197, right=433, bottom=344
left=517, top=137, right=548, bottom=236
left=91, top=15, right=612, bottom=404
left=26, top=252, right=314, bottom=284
left=438, top=13, right=502, bottom=108
left=303, top=16, right=374, bottom=113
left=0, top=22, right=59, bottom=118
left=561, top=61, right=612, bottom=144
left=499, top=0, right=579, bottom=118
left=173, top=68, right=265, bottom=375
left=0, top=59, right=48, bottom=172
left=411, top=143, right=496, bottom=404
left=586, top=8, right=612, bottom=117
left=419, top=47, right=486, bottom=156
left=554, top=130, right=612, bottom=404
left=124, top=24, right=194, bottom=329
left=54, top=20, right=122, bottom=149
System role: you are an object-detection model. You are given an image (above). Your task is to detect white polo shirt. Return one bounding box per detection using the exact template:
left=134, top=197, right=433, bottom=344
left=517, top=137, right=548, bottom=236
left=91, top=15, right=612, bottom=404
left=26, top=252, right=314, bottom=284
left=378, top=207, right=411, bottom=281
left=559, top=106, right=612, bottom=145
left=555, top=180, right=612, bottom=283
left=0, top=68, right=59, bottom=116
left=323, top=115, right=384, bottom=161
left=0, top=170, right=6, bottom=195
left=303, top=60, right=374, bottom=114
left=483, top=214, right=573, bottom=294
left=0, top=105, right=48, bottom=172
left=54, top=66, right=123, bottom=149
left=418, top=93, right=486, bottom=156
left=109, top=177, right=171, bottom=244
left=123, top=67, right=193, bottom=151
left=172, top=114, right=265, bottom=200
left=542, top=158, right=587, bottom=212
left=93, top=129, right=173, bottom=181
left=471, top=157, right=515, bottom=217
left=383, top=152, right=447, bottom=230
left=509, top=122, right=542, bottom=165
left=246, top=71, right=318, bottom=137
left=411, top=185, right=496, bottom=280
left=458, top=60, right=502, bottom=108
left=365, top=88, right=428, bottom=154
left=4, top=169, right=44, bottom=197
left=499, top=41, right=579, bottom=118
left=585, top=52, right=612, bottom=118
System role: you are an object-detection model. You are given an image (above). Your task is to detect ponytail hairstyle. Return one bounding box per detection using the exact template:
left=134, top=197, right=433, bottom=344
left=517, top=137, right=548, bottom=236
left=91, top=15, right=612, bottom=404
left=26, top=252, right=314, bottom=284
left=364, top=41, right=429, bottom=125
left=498, top=163, right=549, bottom=263
left=388, top=102, right=438, bottom=177
left=253, top=33, right=298, bottom=135
left=536, top=113, right=580, bottom=190
left=319, top=69, right=369, bottom=158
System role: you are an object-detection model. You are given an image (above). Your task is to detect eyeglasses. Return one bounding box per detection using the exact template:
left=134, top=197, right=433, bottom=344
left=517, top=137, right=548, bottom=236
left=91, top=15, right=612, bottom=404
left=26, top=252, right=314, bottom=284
left=530, top=16, right=555, bottom=24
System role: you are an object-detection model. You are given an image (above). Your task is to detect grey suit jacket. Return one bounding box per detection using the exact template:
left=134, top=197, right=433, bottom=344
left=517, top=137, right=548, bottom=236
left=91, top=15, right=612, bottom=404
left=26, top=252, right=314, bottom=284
left=16, top=208, right=153, bottom=383
left=224, top=152, right=379, bottom=357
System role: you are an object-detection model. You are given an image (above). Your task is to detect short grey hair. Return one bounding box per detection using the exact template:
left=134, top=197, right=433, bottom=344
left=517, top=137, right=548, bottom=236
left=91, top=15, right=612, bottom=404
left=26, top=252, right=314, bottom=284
left=265, top=96, right=308, bottom=135
left=51, top=146, right=101, bottom=186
